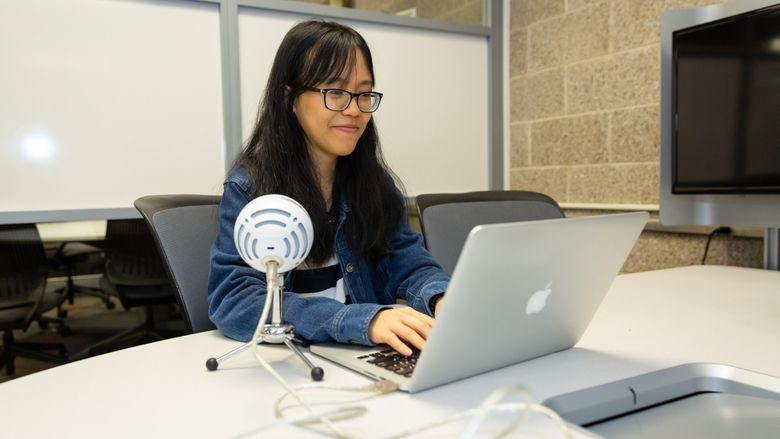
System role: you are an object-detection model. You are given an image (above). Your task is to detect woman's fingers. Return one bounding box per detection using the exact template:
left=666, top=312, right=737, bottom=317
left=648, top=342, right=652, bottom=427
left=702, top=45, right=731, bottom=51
left=392, top=321, right=427, bottom=352
left=369, top=307, right=436, bottom=356
left=383, top=332, right=414, bottom=356
left=398, top=312, right=432, bottom=340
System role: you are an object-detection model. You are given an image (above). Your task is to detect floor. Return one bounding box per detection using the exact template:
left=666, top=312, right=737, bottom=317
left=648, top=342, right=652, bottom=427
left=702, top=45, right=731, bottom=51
left=1, top=275, right=185, bottom=384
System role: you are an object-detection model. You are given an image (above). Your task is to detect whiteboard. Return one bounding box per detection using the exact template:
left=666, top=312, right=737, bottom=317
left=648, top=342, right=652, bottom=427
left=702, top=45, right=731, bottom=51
left=0, top=1, right=490, bottom=225
left=238, top=8, right=489, bottom=196
left=0, top=0, right=226, bottom=223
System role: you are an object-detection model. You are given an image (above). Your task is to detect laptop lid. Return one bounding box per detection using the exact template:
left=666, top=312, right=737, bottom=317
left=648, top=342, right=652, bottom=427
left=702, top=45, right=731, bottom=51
left=311, top=212, right=648, bottom=393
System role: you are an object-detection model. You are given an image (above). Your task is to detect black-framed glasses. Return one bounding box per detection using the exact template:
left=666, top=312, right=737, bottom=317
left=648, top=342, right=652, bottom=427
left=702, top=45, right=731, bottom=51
left=301, top=86, right=383, bottom=113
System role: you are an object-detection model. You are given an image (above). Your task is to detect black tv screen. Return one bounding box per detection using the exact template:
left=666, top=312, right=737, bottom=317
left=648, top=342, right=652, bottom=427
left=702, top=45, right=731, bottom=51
left=673, top=4, right=780, bottom=194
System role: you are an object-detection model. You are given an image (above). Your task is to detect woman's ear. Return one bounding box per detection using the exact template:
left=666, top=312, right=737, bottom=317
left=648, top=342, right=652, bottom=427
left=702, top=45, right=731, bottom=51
left=285, top=85, right=296, bottom=113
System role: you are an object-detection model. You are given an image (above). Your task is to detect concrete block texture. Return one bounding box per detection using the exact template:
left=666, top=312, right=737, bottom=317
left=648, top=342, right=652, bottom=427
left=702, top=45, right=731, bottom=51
left=433, top=0, right=483, bottom=26
left=511, top=0, right=565, bottom=30
left=566, top=45, right=660, bottom=114
left=510, top=122, right=530, bottom=168
left=530, top=113, right=609, bottom=166
left=621, top=230, right=762, bottom=273
left=510, top=166, right=568, bottom=202
left=510, top=67, right=565, bottom=121
left=510, top=28, right=528, bottom=77
left=611, top=0, right=666, bottom=51
left=529, top=2, right=610, bottom=71
left=567, top=163, right=659, bottom=204
left=611, top=105, right=660, bottom=163
left=566, top=0, right=594, bottom=12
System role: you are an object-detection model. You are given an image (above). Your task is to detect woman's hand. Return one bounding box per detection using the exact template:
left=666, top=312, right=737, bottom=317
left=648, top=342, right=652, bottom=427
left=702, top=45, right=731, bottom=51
left=368, top=307, right=434, bottom=356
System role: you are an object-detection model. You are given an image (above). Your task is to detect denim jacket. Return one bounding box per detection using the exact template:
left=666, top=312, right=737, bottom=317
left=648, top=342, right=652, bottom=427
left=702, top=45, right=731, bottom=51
left=207, top=167, right=450, bottom=345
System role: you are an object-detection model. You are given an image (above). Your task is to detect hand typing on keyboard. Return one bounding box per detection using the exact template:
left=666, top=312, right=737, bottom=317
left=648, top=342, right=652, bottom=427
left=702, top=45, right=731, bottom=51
left=359, top=348, right=419, bottom=377
left=368, top=306, right=434, bottom=356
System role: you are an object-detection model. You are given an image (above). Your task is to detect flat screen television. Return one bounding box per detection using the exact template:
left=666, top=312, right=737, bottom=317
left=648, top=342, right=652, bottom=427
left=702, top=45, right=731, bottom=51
left=660, top=0, right=780, bottom=231
left=672, top=3, right=780, bottom=194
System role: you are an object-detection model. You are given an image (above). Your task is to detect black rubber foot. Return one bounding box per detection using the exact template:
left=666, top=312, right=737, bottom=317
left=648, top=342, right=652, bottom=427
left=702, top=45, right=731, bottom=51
left=206, top=358, right=218, bottom=371
left=311, top=367, right=324, bottom=381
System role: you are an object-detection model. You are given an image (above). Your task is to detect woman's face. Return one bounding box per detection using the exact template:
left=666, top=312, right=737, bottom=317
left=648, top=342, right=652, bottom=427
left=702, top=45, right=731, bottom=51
left=293, top=50, right=374, bottom=168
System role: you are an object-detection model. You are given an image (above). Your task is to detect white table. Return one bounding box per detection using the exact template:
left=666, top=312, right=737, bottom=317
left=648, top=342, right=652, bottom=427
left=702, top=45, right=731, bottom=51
left=1, top=266, right=778, bottom=438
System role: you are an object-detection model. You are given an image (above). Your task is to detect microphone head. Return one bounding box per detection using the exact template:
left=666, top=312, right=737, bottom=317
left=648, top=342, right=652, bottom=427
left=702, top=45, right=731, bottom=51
left=233, top=194, right=314, bottom=273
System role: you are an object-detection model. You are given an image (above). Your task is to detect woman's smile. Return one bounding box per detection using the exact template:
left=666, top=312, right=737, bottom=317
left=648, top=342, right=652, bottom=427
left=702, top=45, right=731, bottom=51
left=332, top=124, right=359, bottom=134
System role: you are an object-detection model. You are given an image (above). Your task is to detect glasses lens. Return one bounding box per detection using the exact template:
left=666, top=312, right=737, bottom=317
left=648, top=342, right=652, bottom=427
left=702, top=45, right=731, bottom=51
left=357, top=93, right=381, bottom=113
left=324, top=89, right=350, bottom=111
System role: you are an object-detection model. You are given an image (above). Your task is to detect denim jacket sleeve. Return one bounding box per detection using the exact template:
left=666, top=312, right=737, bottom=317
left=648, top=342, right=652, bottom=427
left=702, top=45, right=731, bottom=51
left=206, top=169, right=388, bottom=344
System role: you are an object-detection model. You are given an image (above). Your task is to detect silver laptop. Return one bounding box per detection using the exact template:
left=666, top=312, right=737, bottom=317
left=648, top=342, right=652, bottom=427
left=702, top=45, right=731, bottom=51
left=310, top=212, right=648, bottom=393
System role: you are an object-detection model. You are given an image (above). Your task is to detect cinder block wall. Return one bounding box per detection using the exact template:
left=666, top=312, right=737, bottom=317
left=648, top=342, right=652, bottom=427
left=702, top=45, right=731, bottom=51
left=508, top=0, right=764, bottom=272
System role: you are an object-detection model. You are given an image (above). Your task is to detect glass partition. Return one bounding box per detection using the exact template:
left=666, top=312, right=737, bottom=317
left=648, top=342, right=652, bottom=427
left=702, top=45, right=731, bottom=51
left=293, top=0, right=485, bottom=26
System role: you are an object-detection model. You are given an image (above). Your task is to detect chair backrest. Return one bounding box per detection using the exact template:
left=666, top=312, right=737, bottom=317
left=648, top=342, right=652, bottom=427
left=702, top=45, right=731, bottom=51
left=104, top=219, right=169, bottom=285
left=0, top=224, right=49, bottom=326
left=415, top=191, right=565, bottom=274
left=134, top=195, right=220, bottom=333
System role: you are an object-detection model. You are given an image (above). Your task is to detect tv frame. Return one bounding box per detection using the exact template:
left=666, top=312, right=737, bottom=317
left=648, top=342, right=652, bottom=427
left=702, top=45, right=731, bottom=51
left=660, top=0, right=780, bottom=233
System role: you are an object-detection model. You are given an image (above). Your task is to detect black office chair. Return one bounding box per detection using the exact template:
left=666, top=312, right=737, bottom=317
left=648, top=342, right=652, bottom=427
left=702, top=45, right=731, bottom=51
left=0, top=224, right=68, bottom=375
left=134, top=195, right=220, bottom=333
left=49, top=240, right=113, bottom=312
left=96, top=219, right=181, bottom=349
left=415, top=191, right=565, bottom=274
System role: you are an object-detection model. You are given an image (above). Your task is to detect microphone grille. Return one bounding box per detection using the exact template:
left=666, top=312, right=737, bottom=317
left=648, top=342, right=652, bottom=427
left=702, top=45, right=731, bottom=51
left=233, top=195, right=314, bottom=273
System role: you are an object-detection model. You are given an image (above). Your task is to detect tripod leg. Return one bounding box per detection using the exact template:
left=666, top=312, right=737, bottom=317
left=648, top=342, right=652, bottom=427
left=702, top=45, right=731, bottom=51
left=283, top=339, right=324, bottom=381
left=206, top=341, right=254, bottom=371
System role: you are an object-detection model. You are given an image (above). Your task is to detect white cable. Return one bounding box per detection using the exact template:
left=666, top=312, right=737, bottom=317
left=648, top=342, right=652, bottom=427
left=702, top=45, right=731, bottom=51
left=260, top=381, right=572, bottom=439
left=274, top=381, right=396, bottom=420
left=461, top=384, right=534, bottom=439
left=248, top=270, right=357, bottom=439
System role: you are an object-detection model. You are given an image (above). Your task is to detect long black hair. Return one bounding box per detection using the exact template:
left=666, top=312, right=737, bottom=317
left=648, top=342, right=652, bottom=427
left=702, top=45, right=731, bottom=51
left=237, top=19, right=404, bottom=265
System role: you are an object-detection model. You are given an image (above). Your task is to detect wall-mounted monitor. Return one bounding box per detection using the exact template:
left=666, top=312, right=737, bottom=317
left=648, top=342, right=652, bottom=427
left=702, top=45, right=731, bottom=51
left=672, top=4, right=780, bottom=194
left=660, top=0, right=780, bottom=228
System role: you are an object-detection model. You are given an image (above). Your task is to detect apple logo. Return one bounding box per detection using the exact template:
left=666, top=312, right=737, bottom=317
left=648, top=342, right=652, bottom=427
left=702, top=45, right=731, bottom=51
left=526, top=281, right=552, bottom=315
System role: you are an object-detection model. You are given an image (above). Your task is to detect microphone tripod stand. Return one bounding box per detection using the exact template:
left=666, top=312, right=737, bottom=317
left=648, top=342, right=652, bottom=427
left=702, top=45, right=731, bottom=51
left=205, top=261, right=324, bottom=381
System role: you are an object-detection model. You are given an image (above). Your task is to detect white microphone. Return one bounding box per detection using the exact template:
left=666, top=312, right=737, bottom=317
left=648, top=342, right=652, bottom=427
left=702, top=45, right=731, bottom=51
left=233, top=194, right=314, bottom=273
left=207, top=194, right=324, bottom=381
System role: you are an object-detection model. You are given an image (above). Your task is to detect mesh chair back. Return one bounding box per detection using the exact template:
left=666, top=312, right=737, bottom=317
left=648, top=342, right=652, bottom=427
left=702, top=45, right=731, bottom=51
left=0, top=225, right=48, bottom=325
left=134, top=195, right=220, bottom=333
left=415, top=191, right=565, bottom=274
left=104, top=219, right=169, bottom=283
left=0, top=225, right=47, bottom=300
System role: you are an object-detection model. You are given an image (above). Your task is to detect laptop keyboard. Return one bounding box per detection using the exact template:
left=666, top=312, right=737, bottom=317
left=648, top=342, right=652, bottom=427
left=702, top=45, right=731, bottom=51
left=357, top=348, right=419, bottom=378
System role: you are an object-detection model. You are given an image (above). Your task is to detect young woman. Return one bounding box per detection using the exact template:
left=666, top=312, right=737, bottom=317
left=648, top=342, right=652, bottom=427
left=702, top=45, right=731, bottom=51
left=207, top=19, right=448, bottom=357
